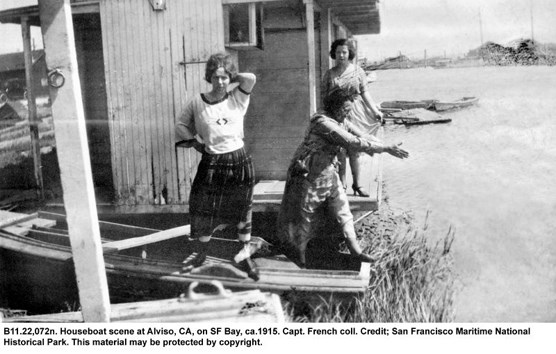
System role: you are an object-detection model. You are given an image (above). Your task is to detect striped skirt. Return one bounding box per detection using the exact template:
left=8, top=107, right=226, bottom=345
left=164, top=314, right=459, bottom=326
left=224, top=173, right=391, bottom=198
left=189, top=147, right=255, bottom=240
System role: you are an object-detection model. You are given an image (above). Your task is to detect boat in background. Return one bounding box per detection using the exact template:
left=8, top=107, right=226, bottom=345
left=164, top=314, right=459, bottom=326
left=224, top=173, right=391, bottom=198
left=399, top=118, right=452, bottom=126
left=433, top=96, right=479, bottom=111
left=382, top=108, right=452, bottom=126
left=380, top=99, right=437, bottom=111
left=381, top=97, right=478, bottom=113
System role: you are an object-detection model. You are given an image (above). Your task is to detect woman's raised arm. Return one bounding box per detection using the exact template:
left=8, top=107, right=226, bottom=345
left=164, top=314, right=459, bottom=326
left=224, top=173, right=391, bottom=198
left=234, top=73, right=257, bottom=93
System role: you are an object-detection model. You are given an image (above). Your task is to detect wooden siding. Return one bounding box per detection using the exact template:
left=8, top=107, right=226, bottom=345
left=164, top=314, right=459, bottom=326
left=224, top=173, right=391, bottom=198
left=240, top=6, right=322, bottom=180
left=241, top=29, right=308, bottom=180
left=99, top=0, right=223, bottom=206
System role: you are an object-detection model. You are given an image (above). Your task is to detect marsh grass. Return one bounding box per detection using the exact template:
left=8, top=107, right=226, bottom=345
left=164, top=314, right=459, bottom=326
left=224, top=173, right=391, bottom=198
left=286, top=211, right=456, bottom=322
left=0, top=120, right=55, bottom=159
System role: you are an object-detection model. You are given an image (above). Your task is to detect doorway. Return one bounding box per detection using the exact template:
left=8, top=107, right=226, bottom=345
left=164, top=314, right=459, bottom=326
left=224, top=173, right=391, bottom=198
left=73, top=13, right=114, bottom=203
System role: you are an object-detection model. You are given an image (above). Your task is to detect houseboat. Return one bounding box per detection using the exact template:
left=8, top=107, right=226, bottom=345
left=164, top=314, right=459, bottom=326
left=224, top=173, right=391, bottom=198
left=0, top=0, right=383, bottom=214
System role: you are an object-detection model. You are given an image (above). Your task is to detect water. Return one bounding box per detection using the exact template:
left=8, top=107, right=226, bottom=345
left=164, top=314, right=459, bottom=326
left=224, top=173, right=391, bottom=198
left=371, top=66, right=556, bottom=322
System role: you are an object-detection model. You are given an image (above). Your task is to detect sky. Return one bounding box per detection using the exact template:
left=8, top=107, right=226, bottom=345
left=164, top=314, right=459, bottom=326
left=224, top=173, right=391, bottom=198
left=1, top=0, right=555, bottom=60
left=0, top=0, right=42, bottom=53
left=357, top=0, right=556, bottom=62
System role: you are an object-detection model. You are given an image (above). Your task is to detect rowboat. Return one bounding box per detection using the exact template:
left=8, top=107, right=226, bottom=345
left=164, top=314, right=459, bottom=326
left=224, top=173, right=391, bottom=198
left=398, top=118, right=452, bottom=126
left=433, top=96, right=479, bottom=111
left=382, top=108, right=452, bottom=126
left=380, top=99, right=437, bottom=111
left=0, top=211, right=370, bottom=315
left=382, top=108, right=441, bottom=124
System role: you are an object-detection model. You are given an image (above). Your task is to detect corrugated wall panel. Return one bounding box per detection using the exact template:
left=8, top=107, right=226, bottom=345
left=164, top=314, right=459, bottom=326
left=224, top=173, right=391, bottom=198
left=99, top=0, right=223, bottom=206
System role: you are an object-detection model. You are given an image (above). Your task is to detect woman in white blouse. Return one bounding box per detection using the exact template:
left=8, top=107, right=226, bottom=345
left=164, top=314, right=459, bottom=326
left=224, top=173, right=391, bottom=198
left=175, top=53, right=258, bottom=279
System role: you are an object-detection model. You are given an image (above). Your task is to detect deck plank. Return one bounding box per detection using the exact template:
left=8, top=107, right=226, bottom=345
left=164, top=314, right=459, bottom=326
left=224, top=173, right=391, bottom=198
left=102, top=225, right=191, bottom=252
left=0, top=211, right=38, bottom=229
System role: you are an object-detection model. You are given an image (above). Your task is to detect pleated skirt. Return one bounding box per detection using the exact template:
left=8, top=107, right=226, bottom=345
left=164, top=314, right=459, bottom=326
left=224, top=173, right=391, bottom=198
left=189, top=147, right=255, bottom=239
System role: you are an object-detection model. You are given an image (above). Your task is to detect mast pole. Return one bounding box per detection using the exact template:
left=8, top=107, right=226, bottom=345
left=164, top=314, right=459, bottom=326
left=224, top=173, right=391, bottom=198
left=530, top=0, right=534, bottom=42
left=479, top=8, right=484, bottom=45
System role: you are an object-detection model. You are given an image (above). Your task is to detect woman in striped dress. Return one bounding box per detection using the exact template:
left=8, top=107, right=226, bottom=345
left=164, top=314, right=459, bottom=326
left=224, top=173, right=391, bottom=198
left=322, top=38, right=384, bottom=197
left=175, top=53, right=258, bottom=279
left=277, top=90, right=408, bottom=268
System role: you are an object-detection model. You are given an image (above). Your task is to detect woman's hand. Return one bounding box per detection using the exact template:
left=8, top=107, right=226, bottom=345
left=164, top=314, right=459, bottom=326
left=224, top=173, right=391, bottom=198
left=386, top=143, right=409, bottom=159
left=192, top=141, right=205, bottom=153
left=370, top=104, right=384, bottom=124
left=175, top=139, right=205, bottom=153
left=376, top=110, right=385, bottom=125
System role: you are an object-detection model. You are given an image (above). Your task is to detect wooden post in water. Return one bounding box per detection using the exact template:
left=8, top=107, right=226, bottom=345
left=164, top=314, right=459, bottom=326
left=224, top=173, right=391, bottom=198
left=304, top=0, right=317, bottom=115
left=37, top=0, right=110, bottom=322
left=21, top=16, right=44, bottom=200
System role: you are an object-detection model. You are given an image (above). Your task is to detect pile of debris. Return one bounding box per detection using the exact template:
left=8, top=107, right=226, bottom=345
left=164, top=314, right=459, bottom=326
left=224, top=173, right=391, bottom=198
left=477, top=39, right=556, bottom=66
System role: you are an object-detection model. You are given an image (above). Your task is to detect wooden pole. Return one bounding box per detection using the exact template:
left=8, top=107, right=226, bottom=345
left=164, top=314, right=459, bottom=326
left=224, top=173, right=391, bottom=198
left=479, top=8, right=484, bottom=45
left=319, top=8, right=332, bottom=110
left=304, top=0, right=317, bottom=115
left=530, top=0, right=534, bottom=42
left=21, top=16, right=44, bottom=200
left=38, top=0, right=110, bottom=322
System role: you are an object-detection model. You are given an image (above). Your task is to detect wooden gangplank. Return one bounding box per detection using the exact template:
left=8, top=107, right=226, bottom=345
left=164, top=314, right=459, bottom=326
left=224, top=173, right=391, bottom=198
left=0, top=210, right=57, bottom=235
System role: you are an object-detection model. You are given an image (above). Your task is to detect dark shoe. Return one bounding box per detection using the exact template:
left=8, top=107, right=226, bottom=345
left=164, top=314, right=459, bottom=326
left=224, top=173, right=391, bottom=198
left=358, top=253, right=373, bottom=263
left=190, top=250, right=207, bottom=267
left=352, top=185, right=369, bottom=197
left=238, top=257, right=260, bottom=281
left=187, top=239, right=208, bottom=267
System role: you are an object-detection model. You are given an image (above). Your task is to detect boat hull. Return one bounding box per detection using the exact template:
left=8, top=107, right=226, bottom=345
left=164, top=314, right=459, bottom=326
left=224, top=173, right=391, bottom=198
left=380, top=100, right=437, bottom=110
left=1, top=212, right=370, bottom=314
left=433, top=97, right=479, bottom=111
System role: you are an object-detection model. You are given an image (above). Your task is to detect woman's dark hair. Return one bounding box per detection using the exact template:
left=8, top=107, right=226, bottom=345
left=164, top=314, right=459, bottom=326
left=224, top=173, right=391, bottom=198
left=323, top=90, right=354, bottom=116
left=329, top=38, right=356, bottom=60
left=205, top=53, right=237, bottom=83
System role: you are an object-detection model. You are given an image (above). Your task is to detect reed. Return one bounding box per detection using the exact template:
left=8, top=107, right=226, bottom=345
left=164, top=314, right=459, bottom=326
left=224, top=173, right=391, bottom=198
left=0, top=131, right=55, bottom=155
left=0, top=119, right=54, bottom=142
left=287, top=212, right=456, bottom=322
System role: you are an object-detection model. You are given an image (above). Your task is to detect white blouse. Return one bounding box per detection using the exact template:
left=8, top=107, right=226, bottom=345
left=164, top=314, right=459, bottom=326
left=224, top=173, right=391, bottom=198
left=176, top=86, right=251, bottom=154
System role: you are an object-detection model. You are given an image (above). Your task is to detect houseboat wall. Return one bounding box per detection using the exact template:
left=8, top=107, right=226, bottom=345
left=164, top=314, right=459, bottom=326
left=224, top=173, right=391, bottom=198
left=0, top=1, right=365, bottom=208
left=240, top=5, right=314, bottom=180
left=98, top=0, right=224, bottom=206
left=98, top=0, right=357, bottom=206
left=239, top=4, right=351, bottom=180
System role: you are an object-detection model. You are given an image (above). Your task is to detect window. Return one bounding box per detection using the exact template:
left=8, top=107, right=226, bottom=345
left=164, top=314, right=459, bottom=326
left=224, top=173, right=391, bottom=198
left=224, top=2, right=264, bottom=50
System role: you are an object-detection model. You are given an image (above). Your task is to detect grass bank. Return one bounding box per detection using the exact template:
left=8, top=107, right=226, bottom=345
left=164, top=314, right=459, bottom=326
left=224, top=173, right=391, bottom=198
left=287, top=207, right=456, bottom=322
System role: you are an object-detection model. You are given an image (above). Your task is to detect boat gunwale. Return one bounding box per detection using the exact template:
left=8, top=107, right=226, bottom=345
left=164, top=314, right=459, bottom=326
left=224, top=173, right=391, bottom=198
left=1, top=227, right=369, bottom=293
